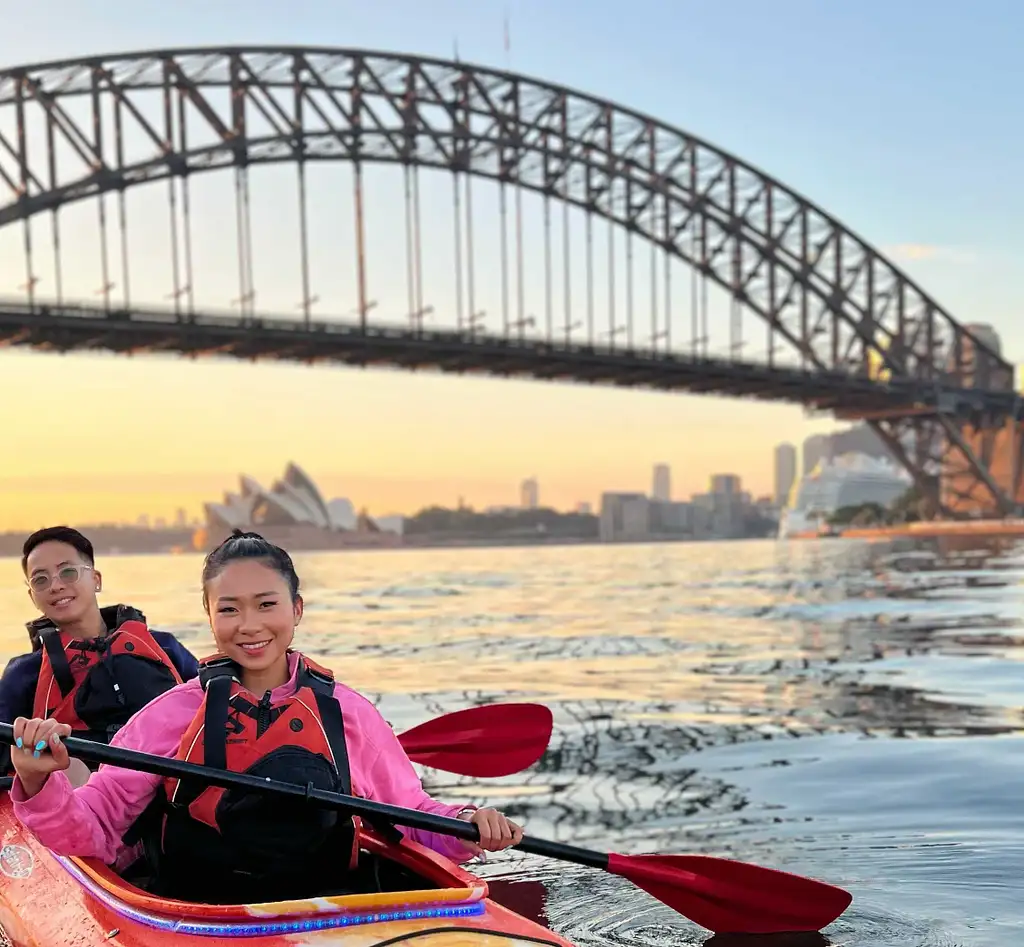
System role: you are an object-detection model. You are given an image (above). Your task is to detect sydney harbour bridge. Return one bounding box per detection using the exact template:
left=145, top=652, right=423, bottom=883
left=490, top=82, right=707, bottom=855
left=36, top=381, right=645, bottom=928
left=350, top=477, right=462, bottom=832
left=0, top=46, right=1020, bottom=518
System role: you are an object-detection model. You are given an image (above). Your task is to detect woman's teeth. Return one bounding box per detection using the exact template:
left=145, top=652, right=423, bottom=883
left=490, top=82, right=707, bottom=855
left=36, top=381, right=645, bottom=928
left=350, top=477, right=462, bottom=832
left=52, top=597, right=73, bottom=607
left=240, top=640, right=271, bottom=652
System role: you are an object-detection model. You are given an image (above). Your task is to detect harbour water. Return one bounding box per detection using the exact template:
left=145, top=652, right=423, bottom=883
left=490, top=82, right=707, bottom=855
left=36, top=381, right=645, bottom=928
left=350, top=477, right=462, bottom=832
left=2, top=536, right=1023, bottom=946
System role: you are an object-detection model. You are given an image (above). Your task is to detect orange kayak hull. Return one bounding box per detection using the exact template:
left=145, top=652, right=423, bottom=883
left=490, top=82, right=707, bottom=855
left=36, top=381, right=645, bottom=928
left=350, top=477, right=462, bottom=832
left=0, top=794, right=573, bottom=945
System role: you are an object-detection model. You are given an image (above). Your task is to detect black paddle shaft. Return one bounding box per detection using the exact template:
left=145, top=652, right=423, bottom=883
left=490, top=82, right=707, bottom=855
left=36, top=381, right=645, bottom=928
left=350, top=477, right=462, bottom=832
left=0, top=723, right=608, bottom=871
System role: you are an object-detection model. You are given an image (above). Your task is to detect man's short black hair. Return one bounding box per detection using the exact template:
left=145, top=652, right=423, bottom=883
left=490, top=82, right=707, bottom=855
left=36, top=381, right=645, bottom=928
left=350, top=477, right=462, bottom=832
left=21, top=526, right=95, bottom=574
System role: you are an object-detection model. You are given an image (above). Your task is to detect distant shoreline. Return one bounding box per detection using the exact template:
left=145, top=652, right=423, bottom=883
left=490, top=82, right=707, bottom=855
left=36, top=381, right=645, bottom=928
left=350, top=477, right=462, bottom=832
left=0, top=529, right=763, bottom=560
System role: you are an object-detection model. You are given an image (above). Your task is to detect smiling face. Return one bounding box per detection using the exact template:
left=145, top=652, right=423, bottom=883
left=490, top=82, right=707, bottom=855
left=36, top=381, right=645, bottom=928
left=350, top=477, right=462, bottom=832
left=25, top=540, right=101, bottom=629
left=205, top=558, right=303, bottom=680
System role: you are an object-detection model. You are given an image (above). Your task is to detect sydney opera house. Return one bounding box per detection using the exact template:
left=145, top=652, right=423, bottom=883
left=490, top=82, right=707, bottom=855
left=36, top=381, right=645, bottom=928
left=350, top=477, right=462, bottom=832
left=201, top=463, right=403, bottom=551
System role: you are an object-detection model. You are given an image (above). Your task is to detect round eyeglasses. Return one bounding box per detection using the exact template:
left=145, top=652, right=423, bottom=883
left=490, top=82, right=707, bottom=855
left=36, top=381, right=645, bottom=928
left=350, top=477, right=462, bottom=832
left=27, top=564, right=93, bottom=592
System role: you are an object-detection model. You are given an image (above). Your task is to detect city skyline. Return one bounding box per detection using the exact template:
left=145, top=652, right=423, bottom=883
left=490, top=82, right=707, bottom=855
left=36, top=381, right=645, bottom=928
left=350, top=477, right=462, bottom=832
left=0, top=453, right=769, bottom=532
left=0, top=2, right=1020, bottom=531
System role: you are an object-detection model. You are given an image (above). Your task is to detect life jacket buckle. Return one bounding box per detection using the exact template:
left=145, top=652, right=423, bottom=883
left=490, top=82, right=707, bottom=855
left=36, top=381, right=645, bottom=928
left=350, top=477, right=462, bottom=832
left=199, top=656, right=243, bottom=692
left=302, top=664, right=334, bottom=688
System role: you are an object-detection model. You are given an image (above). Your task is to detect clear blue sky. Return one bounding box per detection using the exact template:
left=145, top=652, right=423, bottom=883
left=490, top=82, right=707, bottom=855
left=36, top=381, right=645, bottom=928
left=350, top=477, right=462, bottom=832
left=0, top=1, right=1020, bottom=520
left=5, top=0, right=1020, bottom=262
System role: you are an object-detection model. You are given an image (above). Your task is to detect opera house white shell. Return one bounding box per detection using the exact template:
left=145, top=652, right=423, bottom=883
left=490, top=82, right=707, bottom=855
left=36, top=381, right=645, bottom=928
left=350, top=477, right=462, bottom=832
left=204, top=463, right=400, bottom=535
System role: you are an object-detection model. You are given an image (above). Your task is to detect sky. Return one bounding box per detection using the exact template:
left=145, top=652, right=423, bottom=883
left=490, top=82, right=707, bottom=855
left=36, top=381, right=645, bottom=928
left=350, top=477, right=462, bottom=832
left=0, top=0, right=1021, bottom=529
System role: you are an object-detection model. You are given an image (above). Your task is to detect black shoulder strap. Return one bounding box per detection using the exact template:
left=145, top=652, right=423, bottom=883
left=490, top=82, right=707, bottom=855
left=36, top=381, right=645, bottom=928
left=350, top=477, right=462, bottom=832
left=108, top=603, right=146, bottom=628
left=202, top=674, right=232, bottom=772
left=39, top=629, right=75, bottom=699
left=173, top=674, right=233, bottom=812
left=298, top=660, right=351, bottom=796
left=198, top=657, right=240, bottom=692
left=296, top=660, right=405, bottom=845
left=307, top=669, right=405, bottom=846
left=26, top=617, right=52, bottom=652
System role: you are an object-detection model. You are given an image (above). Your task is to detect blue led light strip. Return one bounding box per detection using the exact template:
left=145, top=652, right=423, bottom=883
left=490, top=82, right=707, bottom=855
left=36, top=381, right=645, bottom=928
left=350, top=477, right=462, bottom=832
left=56, top=856, right=486, bottom=938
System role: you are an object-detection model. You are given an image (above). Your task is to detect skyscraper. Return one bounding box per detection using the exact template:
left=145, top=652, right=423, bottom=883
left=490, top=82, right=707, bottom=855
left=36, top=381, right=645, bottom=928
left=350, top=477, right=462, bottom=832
left=520, top=477, right=539, bottom=509
left=774, top=443, right=797, bottom=505
left=710, top=474, right=741, bottom=495
left=652, top=463, right=671, bottom=501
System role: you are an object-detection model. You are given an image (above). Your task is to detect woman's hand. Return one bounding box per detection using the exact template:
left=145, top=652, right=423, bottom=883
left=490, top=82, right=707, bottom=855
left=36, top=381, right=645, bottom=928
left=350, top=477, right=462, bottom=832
left=458, top=806, right=524, bottom=854
left=10, top=717, right=72, bottom=799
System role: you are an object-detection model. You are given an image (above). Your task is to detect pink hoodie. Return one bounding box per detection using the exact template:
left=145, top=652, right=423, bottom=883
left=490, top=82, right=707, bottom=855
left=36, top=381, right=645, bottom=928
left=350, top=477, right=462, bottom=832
left=11, top=652, right=477, bottom=866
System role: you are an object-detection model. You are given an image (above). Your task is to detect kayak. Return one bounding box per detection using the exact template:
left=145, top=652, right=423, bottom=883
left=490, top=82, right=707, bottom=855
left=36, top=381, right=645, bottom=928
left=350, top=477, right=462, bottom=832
left=0, top=793, right=574, bottom=945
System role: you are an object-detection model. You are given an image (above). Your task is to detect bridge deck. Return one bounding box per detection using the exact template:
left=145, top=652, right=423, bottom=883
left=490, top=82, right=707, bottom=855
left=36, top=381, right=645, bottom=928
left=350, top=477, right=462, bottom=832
left=0, top=299, right=1016, bottom=420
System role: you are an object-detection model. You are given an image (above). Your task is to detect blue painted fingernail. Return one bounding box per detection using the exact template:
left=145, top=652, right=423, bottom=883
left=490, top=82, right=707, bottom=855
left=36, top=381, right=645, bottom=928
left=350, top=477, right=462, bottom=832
left=34, top=740, right=46, bottom=751
left=32, top=750, right=40, bottom=759
left=15, top=737, right=22, bottom=748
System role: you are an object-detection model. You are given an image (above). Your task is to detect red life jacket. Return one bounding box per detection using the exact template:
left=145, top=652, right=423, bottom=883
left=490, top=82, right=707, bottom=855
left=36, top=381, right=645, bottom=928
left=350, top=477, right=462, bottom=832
left=154, top=651, right=358, bottom=904
left=31, top=605, right=182, bottom=744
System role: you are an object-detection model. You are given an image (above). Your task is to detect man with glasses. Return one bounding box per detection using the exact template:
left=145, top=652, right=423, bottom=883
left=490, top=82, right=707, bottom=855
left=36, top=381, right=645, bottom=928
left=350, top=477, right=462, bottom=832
left=0, top=526, right=199, bottom=784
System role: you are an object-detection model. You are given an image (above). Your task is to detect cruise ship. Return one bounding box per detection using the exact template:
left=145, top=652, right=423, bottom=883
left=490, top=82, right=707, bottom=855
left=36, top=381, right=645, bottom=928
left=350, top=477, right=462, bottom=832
left=778, top=453, right=912, bottom=538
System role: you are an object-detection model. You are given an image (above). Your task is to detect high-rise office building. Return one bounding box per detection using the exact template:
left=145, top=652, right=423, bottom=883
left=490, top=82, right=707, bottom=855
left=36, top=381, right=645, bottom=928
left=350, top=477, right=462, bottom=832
left=710, top=474, right=741, bottom=496
left=774, top=443, right=797, bottom=505
left=520, top=477, right=539, bottom=509
left=652, top=463, right=671, bottom=501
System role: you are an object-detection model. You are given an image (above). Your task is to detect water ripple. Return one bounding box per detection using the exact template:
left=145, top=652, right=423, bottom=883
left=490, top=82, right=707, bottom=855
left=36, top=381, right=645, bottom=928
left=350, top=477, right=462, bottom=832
left=2, top=535, right=1023, bottom=944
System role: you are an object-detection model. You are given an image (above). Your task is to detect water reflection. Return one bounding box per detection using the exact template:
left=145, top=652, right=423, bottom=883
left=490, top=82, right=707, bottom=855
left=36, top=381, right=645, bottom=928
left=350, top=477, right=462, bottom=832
left=1, top=536, right=1022, bottom=945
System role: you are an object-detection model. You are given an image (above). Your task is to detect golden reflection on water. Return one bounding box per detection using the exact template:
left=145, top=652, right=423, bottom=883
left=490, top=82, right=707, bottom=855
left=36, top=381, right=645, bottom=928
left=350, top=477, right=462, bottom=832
left=2, top=538, right=1018, bottom=736
left=0, top=542, right=838, bottom=718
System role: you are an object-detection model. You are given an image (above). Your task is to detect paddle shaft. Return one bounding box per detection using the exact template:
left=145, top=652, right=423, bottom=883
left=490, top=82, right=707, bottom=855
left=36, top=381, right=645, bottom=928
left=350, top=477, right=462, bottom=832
left=0, top=723, right=608, bottom=871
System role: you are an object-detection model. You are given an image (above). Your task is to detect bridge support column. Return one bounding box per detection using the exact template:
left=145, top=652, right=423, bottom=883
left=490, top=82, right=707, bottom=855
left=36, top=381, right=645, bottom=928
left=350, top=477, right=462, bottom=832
left=870, top=413, right=1024, bottom=520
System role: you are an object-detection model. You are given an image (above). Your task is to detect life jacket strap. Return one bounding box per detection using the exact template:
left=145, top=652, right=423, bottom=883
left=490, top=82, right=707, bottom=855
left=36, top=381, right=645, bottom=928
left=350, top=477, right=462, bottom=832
left=39, top=628, right=75, bottom=700
left=197, top=656, right=241, bottom=691
left=171, top=674, right=233, bottom=813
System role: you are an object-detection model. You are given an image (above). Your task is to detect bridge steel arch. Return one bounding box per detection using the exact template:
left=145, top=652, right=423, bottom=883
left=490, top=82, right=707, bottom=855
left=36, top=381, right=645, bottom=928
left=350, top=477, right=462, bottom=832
left=0, top=46, right=1019, bottom=516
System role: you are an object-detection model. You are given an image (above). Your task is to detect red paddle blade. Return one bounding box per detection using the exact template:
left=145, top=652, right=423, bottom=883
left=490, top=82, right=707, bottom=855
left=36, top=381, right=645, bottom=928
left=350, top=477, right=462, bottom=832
left=398, top=703, right=553, bottom=777
left=607, top=853, right=852, bottom=934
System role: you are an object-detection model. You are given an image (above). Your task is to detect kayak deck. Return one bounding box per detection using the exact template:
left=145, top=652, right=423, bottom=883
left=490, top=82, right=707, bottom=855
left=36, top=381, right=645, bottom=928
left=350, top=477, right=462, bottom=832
left=0, top=794, right=573, bottom=945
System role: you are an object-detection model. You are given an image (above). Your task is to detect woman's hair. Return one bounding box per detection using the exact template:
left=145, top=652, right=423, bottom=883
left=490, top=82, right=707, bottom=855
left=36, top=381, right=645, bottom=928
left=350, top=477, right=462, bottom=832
left=200, top=529, right=301, bottom=611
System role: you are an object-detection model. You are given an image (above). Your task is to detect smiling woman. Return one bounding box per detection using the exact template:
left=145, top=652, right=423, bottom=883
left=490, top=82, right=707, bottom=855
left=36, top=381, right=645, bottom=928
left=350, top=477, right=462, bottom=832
left=0, top=526, right=199, bottom=779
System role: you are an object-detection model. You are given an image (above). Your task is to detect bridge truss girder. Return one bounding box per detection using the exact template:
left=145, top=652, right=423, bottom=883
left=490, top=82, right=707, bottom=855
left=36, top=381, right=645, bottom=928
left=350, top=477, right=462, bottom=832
left=0, top=46, right=1017, bottom=519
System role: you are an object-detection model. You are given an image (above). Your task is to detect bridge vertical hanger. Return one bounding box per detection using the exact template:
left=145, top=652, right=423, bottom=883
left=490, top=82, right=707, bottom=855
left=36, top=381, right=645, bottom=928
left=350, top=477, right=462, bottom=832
left=499, top=145, right=510, bottom=338
left=90, top=69, right=113, bottom=314
left=177, top=82, right=196, bottom=320
left=647, top=128, right=659, bottom=354
left=46, top=76, right=62, bottom=306
left=401, top=75, right=414, bottom=328
left=459, top=74, right=480, bottom=338
left=544, top=153, right=553, bottom=343
left=164, top=59, right=182, bottom=320
left=452, top=160, right=464, bottom=332
left=293, top=57, right=313, bottom=329
left=660, top=164, right=671, bottom=354
left=401, top=66, right=426, bottom=331
left=351, top=57, right=369, bottom=333
left=0, top=46, right=1018, bottom=521
left=14, top=74, right=35, bottom=312
left=110, top=67, right=131, bottom=312
left=625, top=175, right=634, bottom=350
left=513, top=80, right=526, bottom=341
left=560, top=96, right=575, bottom=347
left=229, top=54, right=256, bottom=321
